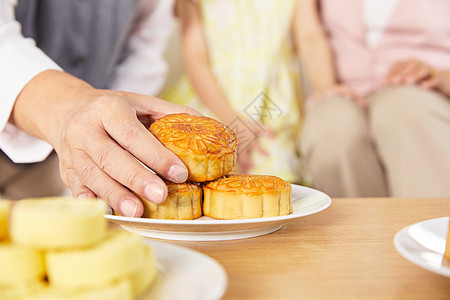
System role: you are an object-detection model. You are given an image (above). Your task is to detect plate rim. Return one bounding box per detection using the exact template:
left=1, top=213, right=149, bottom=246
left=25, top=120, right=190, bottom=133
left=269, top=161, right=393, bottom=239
left=123, top=224, right=285, bottom=242
left=393, top=216, right=450, bottom=277
left=105, top=184, right=332, bottom=225
left=143, top=239, right=228, bottom=299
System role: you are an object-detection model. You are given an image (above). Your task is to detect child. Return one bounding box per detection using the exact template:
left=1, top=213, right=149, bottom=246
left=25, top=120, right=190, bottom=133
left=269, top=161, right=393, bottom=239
left=162, top=0, right=306, bottom=184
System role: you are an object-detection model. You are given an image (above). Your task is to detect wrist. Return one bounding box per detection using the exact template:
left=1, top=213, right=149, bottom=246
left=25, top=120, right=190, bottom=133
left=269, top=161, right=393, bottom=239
left=12, top=70, right=94, bottom=146
left=217, top=110, right=240, bottom=127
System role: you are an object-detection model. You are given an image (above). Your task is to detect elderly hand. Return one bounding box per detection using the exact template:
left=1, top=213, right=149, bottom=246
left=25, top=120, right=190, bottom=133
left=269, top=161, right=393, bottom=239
left=383, top=59, right=438, bottom=87
left=11, top=70, right=200, bottom=217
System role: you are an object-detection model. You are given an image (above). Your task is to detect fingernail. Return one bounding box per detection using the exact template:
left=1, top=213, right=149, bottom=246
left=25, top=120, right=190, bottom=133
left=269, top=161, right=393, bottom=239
left=168, top=164, right=188, bottom=183
left=77, top=193, right=91, bottom=199
left=119, top=199, right=138, bottom=217
left=144, top=182, right=165, bottom=204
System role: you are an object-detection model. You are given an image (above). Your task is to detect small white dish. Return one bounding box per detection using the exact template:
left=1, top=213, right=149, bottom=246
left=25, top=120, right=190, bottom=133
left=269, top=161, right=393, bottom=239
left=141, top=240, right=227, bottom=300
left=106, top=184, right=332, bottom=241
left=394, top=216, right=450, bottom=277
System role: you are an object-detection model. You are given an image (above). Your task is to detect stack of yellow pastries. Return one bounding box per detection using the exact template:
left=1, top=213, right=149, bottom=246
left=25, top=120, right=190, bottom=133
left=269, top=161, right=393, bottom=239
left=0, top=198, right=157, bottom=300
left=136, top=113, right=293, bottom=220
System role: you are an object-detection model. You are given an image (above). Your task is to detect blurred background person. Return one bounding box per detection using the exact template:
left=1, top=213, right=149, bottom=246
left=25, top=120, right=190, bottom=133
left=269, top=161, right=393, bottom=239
left=161, top=0, right=307, bottom=184
left=297, top=0, right=450, bottom=197
left=0, top=0, right=175, bottom=200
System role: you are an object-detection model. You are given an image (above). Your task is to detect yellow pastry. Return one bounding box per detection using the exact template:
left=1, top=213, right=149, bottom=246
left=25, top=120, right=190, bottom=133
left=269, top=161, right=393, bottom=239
left=1, top=197, right=158, bottom=299
left=0, top=280, right=45, bottom=300
left=24, top=280, right=133, bottom=300
left=46, top=230, right=145, bottom=291
left=203, top=174, right=292, bottom=219
left=10, top=198, right=107, bottom=250
left=0, top=243, right=45, bottom=287
left=149, top=113, right=237, bottom=182
left=0, top=200, right=10, bottom=240
left=137, top=180, right=202, bottom=220
left=128, top=245, right=158, bottom=297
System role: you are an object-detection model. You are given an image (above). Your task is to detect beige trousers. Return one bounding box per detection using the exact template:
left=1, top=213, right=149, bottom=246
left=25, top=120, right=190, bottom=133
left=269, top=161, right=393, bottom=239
left=300, top=86, right=450, bottom=197
left=0, top=151, right=68, bottom=200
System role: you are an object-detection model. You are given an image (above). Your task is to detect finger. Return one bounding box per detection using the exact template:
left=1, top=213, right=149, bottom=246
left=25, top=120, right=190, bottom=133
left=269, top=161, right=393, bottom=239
left=254, top=140, right=270, bottom=157
left=405, top=66, right=432, bottom=84
left=352, top=94, right=369, bottom=110
left=332, top=86, right=355, bottom=98
left=420, top=76, right=440, bottom=89
left=257, top=125, right=276, bottom=139
left=82, top=129, right=171, bottom=205
left=250, top=122, right=275, bottom=138
left=391, top=62, right=419, bottom=85
left=72, top=185, right=96, bottom=200
left=383, top=62, right=405, bottom=85
left=331, top=87, right=367, bottom=109
left=72, top=149, right=146, bottom=217
left=65, top=167, right=96, bottom=199
left=263, top=129, right=276, bottom=139
left=59, top=159, right=95, bottom=199
left=237, top=154, right=252, bottom=174
left=338, top=89, right=356, bottom=100
left=98, top=100, right=189, bottom=183
left=58, top=163, right=70, bottom=188
left=126, top=93, right=202, bottom=118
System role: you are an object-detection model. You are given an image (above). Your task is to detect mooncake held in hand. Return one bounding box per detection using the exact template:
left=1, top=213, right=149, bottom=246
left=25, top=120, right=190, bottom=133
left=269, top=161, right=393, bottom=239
left=149, top=113, right=237, bottom=182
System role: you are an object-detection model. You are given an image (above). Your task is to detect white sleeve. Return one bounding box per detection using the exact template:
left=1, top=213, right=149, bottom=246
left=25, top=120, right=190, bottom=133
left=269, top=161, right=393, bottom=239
left=108, top=0, right=175, bottom=96
left=0, top=0, right=62, bottom=163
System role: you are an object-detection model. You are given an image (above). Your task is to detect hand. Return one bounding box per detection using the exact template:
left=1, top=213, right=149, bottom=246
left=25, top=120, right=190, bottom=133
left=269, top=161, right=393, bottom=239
left=12, top=70, right=201, bottom=217
left=231, top=117, right=274, bottom=173
left=308, top=85, right=367, bottom=110
left=383, top=59, right=438, bottom=88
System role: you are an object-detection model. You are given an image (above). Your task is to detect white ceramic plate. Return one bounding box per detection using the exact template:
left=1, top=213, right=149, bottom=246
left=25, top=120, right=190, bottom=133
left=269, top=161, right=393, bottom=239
left=106, top=184, right=331, bottom=241
left=394, top=217, right=450, bottom=277
left=140, top=240, right=227, bottom=300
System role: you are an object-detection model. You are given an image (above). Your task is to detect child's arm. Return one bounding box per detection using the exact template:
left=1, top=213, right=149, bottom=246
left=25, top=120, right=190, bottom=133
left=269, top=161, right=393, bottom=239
left=293, top=0, right=336, bottom=91
left=178, top=0, right=238, bottom=125
left=177, top=0, right=271, bottom=173
left=292, top=0, right=366, bottom=108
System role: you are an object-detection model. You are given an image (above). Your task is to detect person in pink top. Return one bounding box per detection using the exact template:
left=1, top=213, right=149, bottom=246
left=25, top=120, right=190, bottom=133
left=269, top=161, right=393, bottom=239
left=296, top=0, right=450, bottom=197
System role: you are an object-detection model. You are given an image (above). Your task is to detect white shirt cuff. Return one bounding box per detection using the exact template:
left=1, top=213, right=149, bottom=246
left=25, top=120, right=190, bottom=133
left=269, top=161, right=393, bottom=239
left=0, top=123, right=53, bottom=163
left=0, top=23, right=62, bottom=163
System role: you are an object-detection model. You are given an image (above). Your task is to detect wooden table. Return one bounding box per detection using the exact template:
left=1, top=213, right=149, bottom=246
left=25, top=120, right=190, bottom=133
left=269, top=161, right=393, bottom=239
left=142, top=198, right=450, bottom=300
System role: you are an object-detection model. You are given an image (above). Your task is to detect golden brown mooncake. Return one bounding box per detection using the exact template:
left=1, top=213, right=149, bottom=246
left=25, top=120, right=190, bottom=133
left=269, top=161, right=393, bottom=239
left=149, top=113, right=237, bottom=182
left=136, top=181, right=202, bottom=220
left=203, top=174, right=292, bottom=219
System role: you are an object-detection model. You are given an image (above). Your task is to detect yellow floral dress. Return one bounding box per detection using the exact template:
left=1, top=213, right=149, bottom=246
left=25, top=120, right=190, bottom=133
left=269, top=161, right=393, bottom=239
left=161, top=0, right=305, bottom=184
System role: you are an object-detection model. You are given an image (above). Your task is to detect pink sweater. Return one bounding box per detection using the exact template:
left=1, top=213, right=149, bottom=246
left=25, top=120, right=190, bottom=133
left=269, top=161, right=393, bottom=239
left=321, top=0, right=450, bottom=95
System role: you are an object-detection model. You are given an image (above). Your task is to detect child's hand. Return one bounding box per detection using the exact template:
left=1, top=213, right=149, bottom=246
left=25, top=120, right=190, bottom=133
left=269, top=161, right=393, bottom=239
left=233, top=118, right=273, bottom=173
left=308, top=85, right=367, bottom=111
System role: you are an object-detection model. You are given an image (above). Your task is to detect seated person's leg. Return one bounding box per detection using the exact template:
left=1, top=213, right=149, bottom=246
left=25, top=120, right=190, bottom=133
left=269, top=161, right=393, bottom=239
left=0, top=151, right=68, bottom=200
left=300, top=95, right=388, bottom=197
left=369, top=86, right=450, bottom=197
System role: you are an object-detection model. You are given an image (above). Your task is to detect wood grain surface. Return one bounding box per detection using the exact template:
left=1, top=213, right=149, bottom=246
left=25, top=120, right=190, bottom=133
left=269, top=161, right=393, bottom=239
left=112, top=198, right=450, bottom=300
